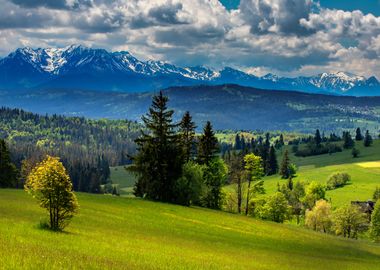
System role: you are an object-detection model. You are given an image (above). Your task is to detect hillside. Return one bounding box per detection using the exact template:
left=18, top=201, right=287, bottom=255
left=2, top=85, right=380, bottom=132
left=0, top=107, right=141, bottom=166
left=222, top=140, right=380, bottom=208
left=1, top=189, right=380, bottom=270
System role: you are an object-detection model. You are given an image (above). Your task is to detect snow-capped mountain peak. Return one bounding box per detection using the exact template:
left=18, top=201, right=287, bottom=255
left=311, top=71, right=367, bottom=92
left=1, top=45, right=379, bottom=96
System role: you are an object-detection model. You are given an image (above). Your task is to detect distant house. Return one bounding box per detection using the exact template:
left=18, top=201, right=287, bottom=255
left=351, top=200, right=376, bottom=221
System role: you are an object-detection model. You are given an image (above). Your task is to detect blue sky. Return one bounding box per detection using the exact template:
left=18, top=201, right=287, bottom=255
left=1, top=0, right=380, bottom=78
left=220, top=0, right=380, bottom=15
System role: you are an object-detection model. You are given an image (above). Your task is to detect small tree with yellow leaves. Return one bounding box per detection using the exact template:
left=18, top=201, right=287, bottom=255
left=25, top=156, right=78, bottom=231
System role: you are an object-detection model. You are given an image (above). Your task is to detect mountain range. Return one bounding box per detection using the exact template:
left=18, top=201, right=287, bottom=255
left=1, top=45, right=379, bottom=96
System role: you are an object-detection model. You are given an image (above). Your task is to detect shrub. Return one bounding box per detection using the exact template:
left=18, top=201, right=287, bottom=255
left=373, top=187, right=380, bottom=201
left=260, top=192, right=291, bottom=223
left=175, top=161, right=205, bottom=206
left=305, top=200, right=333, bottom=233
left=370, top=200, right=380, bottom=241
left=247, top=197, right=266, bottom=217
left=351, top=148, right=360, bottom=158
left=326, top=173, right=350, bottom=190
left=332, top=205, right=367, bottom=239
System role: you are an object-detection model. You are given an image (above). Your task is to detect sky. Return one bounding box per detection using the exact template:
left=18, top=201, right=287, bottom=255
left=1, top=0, right=380, bottom=78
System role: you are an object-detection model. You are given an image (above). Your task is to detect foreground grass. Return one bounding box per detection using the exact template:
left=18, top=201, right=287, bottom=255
left=1, top=189, right=380, bottom=269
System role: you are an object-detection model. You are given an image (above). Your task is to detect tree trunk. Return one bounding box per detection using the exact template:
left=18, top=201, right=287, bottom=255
left=237, top=177, right=242, bottom=214
left=245, top=180, right=251, bottom=215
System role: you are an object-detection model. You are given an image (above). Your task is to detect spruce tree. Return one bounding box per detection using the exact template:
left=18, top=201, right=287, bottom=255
left=315, top=129, right=322, bottom=146
left=343, top=131, right=355, bottom=149
left=266, top=145, right=278, bottom=175
left=130, top=92, right=184, bottom=203
left=234, top=134, right=241, bottom=150
left=279, top=134, right=284, bottom=147
left=364, top=130, right=373, bottom=147
left=0, top=139, right=18, bottom=188
left=179, top=111, right=197, bottom=162
left=198, top=121, right=219, bottom=165
left=355, top=128, right=363, bottom=141
left=280, top=150, right=291, bottom=179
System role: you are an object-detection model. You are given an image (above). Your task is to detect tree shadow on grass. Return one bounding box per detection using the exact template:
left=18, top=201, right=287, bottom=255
left=35, top=219, right=76, bottom=235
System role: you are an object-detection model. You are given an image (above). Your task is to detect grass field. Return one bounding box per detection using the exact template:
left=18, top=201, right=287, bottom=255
left=110, top=166, right=136, bottom=196
left=1, top=189, right=380, bottom=270
left=224, top=140, right=380, bottom=207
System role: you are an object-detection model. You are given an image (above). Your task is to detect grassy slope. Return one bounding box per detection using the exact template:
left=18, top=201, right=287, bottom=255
left=1, top=189, right=380, bottom=270
left=263, top=140, right=380, bottom=206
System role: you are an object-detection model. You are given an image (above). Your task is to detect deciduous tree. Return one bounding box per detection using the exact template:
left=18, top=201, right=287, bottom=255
left=244, top=153, right=265, bottom=215
left=25, top=156, right=78, bottom=231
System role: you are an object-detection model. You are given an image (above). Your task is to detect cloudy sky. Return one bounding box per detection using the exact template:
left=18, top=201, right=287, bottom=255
left=1, top=0, right=380, bottom=77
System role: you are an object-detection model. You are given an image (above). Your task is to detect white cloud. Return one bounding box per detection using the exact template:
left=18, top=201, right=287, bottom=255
left=1, top=0, right=380, bottom=78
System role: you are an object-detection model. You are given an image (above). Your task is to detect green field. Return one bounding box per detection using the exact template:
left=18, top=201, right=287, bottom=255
left=1, top=189, right=380, bottom=270
left=110, top=166, right=136, bottom=196
left=261, top=140, right=380, bottom=207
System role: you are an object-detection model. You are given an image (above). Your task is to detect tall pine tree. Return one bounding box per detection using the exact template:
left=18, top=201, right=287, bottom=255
left=198, top=121, right=219, bottom=165
left=355, top=128, right=363, bottom=141
left=0, top=139, right=18, bottom=188
left=280, top=150, right=291, bottom=179
left=179, top=111, right=197, bottom=162
left=266, top=145, right=278, bottom=176
left=130, top=92, right=184, bottom=203
left=315, top=129, right=322, bottom=146
left=364, top=130, right=373, bottom=147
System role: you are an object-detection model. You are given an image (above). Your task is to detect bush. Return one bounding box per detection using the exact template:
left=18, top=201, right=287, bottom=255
left=303, top=181, right=326, bottom=210
left=247, top=197, right=266, bottom=217
left=326, top=173, right=351, bottom=190
left=259, top=192, right=291, bottom=223
left=351, top=148, right=360, bottom=158
left=175, top=162, right=205, bottom=206
left=305, top=200, right=332, bottom=233
left=332, top=205, right=367, bottom=239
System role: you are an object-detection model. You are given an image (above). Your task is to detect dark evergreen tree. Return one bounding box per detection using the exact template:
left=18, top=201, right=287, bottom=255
left=343, top=131, right=355, bottom=149
left=130, top=92, right=184, bottom=203
left=241, top=136, right=246, bottom=151
left=234, top=134, right=241, bottom=150
left=364, top=130, right=373, bottom=147
left=197, top=121, right=219, bottom=165
left=355, top=128, right=363, bottom=141
left=0, top=139, right=18, bottom=187
left=280, top=150, right=291, bottom=179
left=315, top=129, right=322, bottom=146
left=266, top=145, right=278, bottom=176
left=179, top=111, right=197, bottom=162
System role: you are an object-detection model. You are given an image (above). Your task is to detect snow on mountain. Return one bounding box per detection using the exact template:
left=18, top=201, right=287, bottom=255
left=310, top=72, right=366, bottom=92
left=0, top=45, right=379, bottom=96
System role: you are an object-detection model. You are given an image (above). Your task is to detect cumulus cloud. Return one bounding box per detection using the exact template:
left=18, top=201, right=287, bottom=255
left=9, top=0, right=93, bottom=10
left=238, top=0, right=314, bottom=35
left=1, top=0, right=380, bottom=78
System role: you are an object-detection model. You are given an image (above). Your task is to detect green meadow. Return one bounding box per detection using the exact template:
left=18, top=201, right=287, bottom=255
left=110, top=166, right=136, bottom=196
left=262, top=140, right=380, bottom=207
left=1, top=189, right=380, bottom=270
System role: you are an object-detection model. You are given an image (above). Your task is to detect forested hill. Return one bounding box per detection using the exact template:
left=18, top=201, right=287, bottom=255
left=2, top=84, right=380, bottom=132
left=0, top=107, right=141, bottom=167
